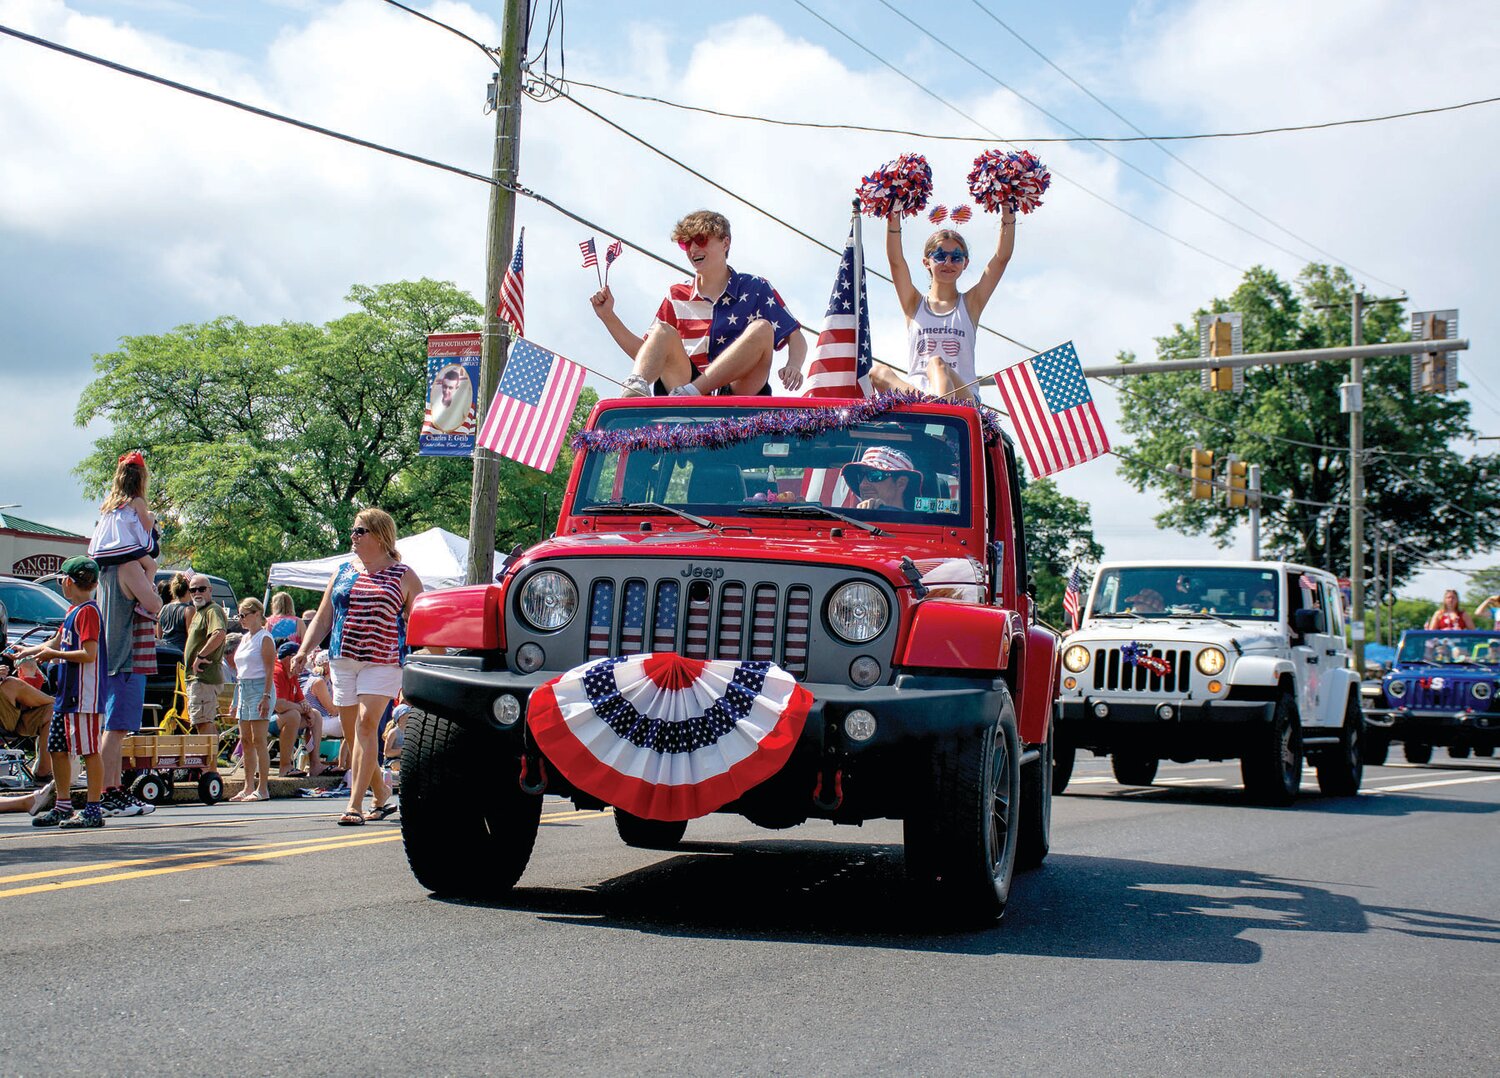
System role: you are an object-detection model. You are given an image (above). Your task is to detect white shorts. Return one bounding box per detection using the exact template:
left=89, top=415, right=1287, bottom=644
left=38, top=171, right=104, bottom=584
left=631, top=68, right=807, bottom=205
left=329, top=658, right=403, bottom=707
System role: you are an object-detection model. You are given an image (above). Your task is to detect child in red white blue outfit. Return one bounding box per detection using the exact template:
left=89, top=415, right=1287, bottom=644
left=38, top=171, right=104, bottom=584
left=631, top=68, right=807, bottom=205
left=22, top=556, right=109, bottom=829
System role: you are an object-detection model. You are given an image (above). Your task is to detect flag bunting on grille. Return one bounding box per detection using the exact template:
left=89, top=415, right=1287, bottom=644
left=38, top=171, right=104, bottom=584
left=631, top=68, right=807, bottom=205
left=527, top=652, right=813, bottom=821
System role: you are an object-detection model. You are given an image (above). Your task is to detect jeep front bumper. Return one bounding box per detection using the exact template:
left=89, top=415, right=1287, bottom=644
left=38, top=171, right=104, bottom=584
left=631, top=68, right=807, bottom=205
left=1057, top=695, right=1275, bottom=758
left=1363, top=707, right=1500, bottom=745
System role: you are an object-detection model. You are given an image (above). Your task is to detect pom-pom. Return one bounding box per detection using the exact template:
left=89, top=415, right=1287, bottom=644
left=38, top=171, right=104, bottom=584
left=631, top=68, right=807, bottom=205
left=966, top=149, right=1051, bottom=215
left=855, top=153, right=933, bottom=219
left=927, top=204, right=948, bottom=224
left=949, top=204, right=973, bottom=224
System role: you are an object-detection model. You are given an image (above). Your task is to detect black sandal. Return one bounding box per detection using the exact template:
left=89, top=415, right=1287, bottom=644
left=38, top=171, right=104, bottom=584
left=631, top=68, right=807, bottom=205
left=363, top=801, right=399, bottom=822
left=337, top=811, right=365, bottom=826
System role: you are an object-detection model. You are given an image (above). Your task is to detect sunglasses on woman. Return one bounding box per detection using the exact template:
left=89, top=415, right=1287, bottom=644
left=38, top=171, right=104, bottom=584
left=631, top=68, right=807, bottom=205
left=928, top=248, right=968, bottom=264
left=350, top=526, right=370, bottom=537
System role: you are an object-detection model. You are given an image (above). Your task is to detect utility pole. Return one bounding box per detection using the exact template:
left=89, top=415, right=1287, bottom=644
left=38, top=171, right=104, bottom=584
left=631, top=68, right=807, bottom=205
left=466, top=0, right=527, bottom=586
left=1347, top=291, right=1366, bottom=673
left=1248, top=464, right=1261, bottom=559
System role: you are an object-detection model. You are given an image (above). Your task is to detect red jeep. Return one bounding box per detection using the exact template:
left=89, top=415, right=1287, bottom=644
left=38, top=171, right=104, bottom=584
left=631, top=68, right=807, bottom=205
left=398, top=394, right=1059, bottom=923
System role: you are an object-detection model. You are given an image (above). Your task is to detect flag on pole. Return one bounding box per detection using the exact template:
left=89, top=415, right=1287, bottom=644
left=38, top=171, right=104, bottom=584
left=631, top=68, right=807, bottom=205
left=605, top=240, right=623, bottom=265
left=476, top=339, right=586, bottom=473
left=992, top=341, right=1109, bottom=477
left=497, top=229, right=524, bottom=336
left=579, top=237, right=599, bottom=268
left=801, top=220, right=872, bottom=399
left=1063, top=565, right=1085, bottom=631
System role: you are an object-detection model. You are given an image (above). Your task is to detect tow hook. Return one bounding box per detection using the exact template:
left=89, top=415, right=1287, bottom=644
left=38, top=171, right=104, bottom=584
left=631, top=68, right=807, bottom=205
left=518, top=753, right=548, bottom=795
left=812, top=766, right=844, bottom=811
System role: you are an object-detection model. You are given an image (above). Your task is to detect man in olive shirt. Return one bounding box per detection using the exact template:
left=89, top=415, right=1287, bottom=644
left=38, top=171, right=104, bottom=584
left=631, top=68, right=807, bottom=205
left=183, top=575, right=227, bottom=746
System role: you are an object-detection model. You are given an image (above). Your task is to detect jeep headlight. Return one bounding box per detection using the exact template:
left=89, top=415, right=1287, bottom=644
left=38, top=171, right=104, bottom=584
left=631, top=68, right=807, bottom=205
left=1386, top=679, right=1406, bottom=700
left=827, top=582, right=888, bottom=643
left=1473, top=681, right=1492, bottom=701
left=1063, top=645, right=1091, bottom=672
left=518, top=571, right=577, bottom=631
left=1195, top=647, right=1227, bottom=676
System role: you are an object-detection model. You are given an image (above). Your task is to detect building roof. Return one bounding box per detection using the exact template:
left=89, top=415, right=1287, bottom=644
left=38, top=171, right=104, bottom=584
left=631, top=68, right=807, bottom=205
left=0, top=512, right=87, bottom=539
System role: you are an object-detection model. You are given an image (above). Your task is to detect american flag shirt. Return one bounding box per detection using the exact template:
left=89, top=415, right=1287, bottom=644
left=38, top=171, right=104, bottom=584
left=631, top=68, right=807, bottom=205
left=650, top=268, right=797, bottom=383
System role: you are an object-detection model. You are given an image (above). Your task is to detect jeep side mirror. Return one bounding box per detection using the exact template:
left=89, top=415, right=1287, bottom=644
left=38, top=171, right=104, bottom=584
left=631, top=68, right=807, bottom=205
left=1291, top=608, right=1326, bottom=635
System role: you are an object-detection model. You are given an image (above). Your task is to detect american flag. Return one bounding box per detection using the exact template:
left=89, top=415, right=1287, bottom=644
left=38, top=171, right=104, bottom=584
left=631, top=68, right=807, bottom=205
left=579, top=237, right=598, bottom=268
left=605, top=240, right=624, bottom=265
left=801, top=223, right=872, bottom=399
left=1063, top=566, right=1085, bottom=631
left=652, top=581, right=679, bottom=653
left=993, top=341, right=1109, bottom=477
left=497, top=229, right=524, bottom=336
left=620, top=580, right=647, bottom=654
left=475, top=338, right=586, bottom=472
left=588, top=580, right=614, bottom=658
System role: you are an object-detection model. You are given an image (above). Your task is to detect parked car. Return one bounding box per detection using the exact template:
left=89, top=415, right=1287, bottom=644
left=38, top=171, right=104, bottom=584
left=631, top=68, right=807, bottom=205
left=1055, top=560, right=1364, bottom=804
left=153, top=569, right=239, bottom=626
left=1362, top=629, right=1500, bottom=763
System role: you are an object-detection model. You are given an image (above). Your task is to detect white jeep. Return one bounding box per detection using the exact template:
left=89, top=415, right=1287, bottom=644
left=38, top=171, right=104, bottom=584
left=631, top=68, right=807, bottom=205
left=1054, top=560, right=1363, bottom=804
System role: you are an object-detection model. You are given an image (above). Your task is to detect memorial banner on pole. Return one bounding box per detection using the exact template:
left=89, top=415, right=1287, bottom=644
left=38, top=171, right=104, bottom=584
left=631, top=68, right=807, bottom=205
left=420, top=332, right=481, bottom=457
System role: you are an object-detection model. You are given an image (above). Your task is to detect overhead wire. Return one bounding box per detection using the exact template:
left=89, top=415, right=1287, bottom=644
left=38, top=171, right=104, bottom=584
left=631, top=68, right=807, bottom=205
left=376, top=0, right=497, bottom=63
left=965, top=0, right=1405, bottom=293
left=556, top=76, right=1500, bottom=147
left=786, top=0, right=1245, bottom=274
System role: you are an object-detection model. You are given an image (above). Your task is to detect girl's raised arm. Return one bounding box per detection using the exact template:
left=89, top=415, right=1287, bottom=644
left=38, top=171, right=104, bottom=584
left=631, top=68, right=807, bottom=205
left=885, top=209, right=921, bottom=319
left=964, top=212, right=1017, bottom=322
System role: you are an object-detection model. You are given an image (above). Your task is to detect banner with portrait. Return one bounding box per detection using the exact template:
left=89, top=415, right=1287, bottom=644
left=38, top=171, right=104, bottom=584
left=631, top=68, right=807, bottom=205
left=420, top=333, right=481, bottom=457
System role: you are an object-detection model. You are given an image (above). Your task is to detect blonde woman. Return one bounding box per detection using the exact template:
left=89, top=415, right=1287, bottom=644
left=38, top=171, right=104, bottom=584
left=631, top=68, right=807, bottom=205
left=230, top=598, right=277, bottom=802
left=1426, top=589, right=1474, bottom=631
left=293, top=508, right=423, bottom=825
left=266, top=591, right=300, bottom=644
left=885, top=205, right=1017, bottom=398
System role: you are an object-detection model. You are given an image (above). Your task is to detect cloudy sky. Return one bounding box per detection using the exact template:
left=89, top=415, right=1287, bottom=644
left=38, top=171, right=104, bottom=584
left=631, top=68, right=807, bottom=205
left=2, top=0, right=1496, bottom=600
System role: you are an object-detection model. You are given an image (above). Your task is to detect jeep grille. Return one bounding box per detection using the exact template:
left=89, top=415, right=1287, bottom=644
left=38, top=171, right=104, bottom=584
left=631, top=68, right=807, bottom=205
left=1093, top=647, right=1192, bottom=695
left=1405, top=678, right=1479, bottom=711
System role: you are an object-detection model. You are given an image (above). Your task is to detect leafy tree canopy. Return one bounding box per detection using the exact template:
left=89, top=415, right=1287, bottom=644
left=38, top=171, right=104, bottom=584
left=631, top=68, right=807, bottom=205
left=75, top=279, right=596, bottom=598
left=1022, top=477, right=1104, bottom=628
left=1113, top=264, right=1499, bottom=588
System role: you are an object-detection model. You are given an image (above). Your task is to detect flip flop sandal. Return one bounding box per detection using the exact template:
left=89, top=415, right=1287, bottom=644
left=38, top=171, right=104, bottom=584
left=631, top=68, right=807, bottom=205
left=363, top=802, right=399, bottom=822
left=337, top=811, right=365, bottom=826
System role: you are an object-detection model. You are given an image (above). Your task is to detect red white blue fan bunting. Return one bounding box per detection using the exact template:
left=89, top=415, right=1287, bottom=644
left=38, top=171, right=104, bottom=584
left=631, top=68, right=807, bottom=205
left=528, top=653, right=813, bottom=822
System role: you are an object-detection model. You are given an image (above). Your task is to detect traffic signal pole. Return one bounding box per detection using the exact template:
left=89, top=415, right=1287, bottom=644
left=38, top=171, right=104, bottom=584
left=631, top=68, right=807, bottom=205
left=1349, top=292, right=1366, bottom=673
left=1081, top=337, right=1467, bottom=379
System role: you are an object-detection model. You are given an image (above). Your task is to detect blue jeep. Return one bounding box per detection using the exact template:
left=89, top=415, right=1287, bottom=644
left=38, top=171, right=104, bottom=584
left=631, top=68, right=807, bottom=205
left=1364, top=629, right=1500, bottom=764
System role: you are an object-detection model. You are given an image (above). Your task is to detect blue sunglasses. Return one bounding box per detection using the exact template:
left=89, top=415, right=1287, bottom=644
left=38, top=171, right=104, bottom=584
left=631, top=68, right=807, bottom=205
left=928, top=248, right=968, bottom=264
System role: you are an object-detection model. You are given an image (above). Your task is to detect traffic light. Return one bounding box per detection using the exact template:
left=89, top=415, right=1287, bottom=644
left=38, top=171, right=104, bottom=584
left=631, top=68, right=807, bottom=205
left=1198, top=313, right=1243, bottom=392
left=1190, top=448, right=1214, bottom=500
left=1410, top=309, right=1459, bottom=394
left=1225, top=457, right=1248, bottom=508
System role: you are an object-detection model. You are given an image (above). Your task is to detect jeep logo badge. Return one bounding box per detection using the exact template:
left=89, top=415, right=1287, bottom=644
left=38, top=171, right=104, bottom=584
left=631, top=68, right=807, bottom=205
left=680, top=565, right=725, bottom=580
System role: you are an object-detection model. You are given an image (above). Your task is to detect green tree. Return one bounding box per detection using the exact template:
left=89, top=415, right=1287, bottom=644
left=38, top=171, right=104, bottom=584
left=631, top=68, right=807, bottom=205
left=75, top=279, right=596, bottom=597
left=1463, top=568, right=1500, bottom=616
left=1021, top=477, right=1105, bottom=628
left=1114, top=265, right=1500, bottom=587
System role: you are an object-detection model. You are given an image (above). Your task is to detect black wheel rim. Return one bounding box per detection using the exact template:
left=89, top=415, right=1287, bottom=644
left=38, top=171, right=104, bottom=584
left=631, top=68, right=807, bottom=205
left=1279, top=721, right=1298, bottom=787
left=988, top=733, right=1012, bottom=875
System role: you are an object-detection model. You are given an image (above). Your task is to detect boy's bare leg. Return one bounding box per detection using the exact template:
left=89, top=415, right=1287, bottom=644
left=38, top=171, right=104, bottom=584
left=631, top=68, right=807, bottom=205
left=625, top=325, right=693, bottom=395
left=51, top=749, right=72, bottom=803
left=692, top=318, right=774, bottom=394
left=81, top=752, right=102, bottom=806
left=870, top=362, right=918, bottom=395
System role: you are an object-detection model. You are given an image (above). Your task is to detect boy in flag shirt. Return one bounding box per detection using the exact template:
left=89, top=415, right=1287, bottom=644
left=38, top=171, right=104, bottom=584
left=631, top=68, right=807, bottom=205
left=22, top=556, right=109, bottom=828
left=589, top=210, right=808, bottom=397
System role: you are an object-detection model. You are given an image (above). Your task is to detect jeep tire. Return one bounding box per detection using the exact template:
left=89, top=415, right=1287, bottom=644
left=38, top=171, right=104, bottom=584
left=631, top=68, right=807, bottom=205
left=1403, top=741, right=1433, bottom=765
left=1448, top=745, right=1471, bottom=760
left=614, top=810, right=688, bottom=849
left=1315, top=694, right=1363, bottom=797
left=1241, top=691, right=1302, bottom=806
left=1362, top=728, right=1390, bottom=766
left=903, top=688, right=1021, bottom=925
left=400, top=709, right=541, bottom=898
left=1052, top=739, right=1076, bottom=795
left=1112, top=753, right=1158, bottom=787
left=1017, top=721, right=1053, bottom=870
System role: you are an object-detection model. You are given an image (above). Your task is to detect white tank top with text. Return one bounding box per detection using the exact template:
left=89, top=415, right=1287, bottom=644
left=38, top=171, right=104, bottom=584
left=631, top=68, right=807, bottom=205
left=905, top=294, right=977, bottom=392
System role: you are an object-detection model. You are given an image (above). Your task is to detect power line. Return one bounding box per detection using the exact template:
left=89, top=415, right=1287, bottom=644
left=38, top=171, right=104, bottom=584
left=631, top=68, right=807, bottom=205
left=965, top=0, right=1405, bottom=294
left=557, top=75, right=1500, bottom=148
left=786, top=0, right=1245, bottom=275
left=377, top=0, right=497, bottom=63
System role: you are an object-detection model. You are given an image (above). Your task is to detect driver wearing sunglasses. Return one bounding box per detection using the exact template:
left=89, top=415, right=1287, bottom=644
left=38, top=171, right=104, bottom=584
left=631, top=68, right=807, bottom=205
left=841, top=445, right=922, bottom=511
left=589, top=210, right=808, bottom=399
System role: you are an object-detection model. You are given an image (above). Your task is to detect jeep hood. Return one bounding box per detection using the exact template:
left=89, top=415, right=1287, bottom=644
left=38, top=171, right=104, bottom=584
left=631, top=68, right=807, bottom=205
left=1076, top=617, right=1285, bottom=651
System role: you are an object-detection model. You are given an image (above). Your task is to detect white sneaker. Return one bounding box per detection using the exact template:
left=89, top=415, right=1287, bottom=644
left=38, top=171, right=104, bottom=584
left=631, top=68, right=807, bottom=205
left=28, top=781, right=56, bottom=816
left=100, top=789, right=144, bottom=818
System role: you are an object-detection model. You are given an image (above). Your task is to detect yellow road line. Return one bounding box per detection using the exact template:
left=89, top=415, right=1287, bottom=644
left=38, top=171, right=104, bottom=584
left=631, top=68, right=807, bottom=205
left=0, top=834, right=404, bottom=900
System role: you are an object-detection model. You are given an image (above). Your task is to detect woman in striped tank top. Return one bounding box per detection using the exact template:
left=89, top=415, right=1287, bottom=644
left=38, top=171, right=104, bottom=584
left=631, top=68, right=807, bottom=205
left=885, top=204, right=1017, bottom=398
left=294, top=507, right=423, bottom=826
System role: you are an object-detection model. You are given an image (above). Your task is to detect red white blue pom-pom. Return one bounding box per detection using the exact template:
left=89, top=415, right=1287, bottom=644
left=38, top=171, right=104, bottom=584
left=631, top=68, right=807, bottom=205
left=967, top=149, right=1051, bottom=214
left=949, top=204, right=973, bottom=224
left=856, top=152, right=933, bottom=219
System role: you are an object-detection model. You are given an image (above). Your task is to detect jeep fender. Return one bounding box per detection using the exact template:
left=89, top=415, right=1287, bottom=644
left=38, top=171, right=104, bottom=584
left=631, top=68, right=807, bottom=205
left=408, top=585, right=505, bottom=651
left=898, top=600, right=1019, bottom=673
left=1015, top=624, right=1059, bottom=746
left=1229, top=655, right=1295, bottom=687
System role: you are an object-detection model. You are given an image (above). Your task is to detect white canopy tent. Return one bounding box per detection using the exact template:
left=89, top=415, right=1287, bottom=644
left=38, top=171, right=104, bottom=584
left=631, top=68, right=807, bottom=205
left=265, top=527, right=496, bottom=592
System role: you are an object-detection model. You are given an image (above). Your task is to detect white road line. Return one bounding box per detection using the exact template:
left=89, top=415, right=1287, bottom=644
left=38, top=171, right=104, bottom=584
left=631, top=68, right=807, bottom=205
left=1366, top=774, right=1500, bottom=794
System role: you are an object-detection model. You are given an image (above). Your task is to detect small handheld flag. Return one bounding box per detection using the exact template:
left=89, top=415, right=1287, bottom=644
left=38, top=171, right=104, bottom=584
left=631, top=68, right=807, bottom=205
left=1063, top=565, right=1085, bottom=631
left=604, top=239, right=624, bottom=286
left=497, top=229, right=524, bottom=337
left=579, top=237, right=601, bottom=287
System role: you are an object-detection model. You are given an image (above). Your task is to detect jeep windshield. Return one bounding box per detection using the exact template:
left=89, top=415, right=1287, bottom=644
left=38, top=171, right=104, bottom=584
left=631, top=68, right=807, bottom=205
left=573, top=405, right=972, bottom=527
left=1398, top=633, right=1500, bottom=666
left=1089, top=567, right=1282, bottom=621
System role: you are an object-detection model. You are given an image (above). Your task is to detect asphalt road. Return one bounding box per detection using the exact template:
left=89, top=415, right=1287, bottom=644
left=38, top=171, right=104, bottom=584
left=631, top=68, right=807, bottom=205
left=4, top=756, right=1498, bottom=1077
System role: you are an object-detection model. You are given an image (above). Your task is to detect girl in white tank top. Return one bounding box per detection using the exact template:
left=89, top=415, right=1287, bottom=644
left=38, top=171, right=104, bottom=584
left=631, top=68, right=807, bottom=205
left=882, top=205, right=1018, bottom=398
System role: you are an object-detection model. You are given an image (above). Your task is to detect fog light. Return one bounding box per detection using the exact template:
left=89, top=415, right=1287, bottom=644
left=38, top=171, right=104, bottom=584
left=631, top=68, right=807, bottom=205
left=1207, top=680, right=1222, bottom=694
left=849, top=656, right=881, bottom=687
left=1156, top=704, right=1175, bottom=720
left=514, top=642, right=545, bottom=673
left=493, top=694, right=521, bottom=726
left=1093, top=702, right=1109, bottom=718
left=844, top=709, right=877, bottom=742
left=1063, top=677, right=1077, bottom=690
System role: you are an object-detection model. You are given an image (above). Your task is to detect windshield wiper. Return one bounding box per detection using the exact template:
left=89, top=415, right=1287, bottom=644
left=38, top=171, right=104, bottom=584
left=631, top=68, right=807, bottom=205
left=738, top=502, right=887, bottom=536
left=580, top=502, right=714, bottom=528
left=1174, top=611, right=1236, bottom=626
left=1094, top=611, right=1144, bottom=620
